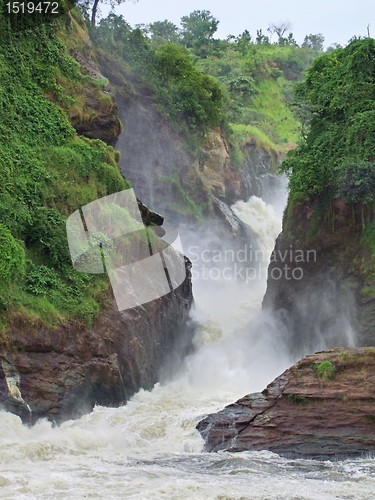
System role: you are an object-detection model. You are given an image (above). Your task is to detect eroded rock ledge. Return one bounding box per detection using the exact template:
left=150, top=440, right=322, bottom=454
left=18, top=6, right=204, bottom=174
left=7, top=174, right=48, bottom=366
left=0, top=257, right=193, bottom=425
left=197, top=348, right=375, bottom=458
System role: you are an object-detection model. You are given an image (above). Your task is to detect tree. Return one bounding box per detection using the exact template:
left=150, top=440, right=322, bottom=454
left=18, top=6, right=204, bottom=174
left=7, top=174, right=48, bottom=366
left=149, top=20, right=180, bottom=44
left=267, top=20, right=293, bottom=44
left=79, top=0, right=138, bottom=27
left=155, top=44, right=193, bottom=86
left=256, top=29, right=270, bottom=45
left=302, top=34, right=324, bottom=51
left=154, top=44, right=223, bottom=132
left=227, top=76, right=257, bottom=103
left=234, top=30, right=252, bottom=55
left=280, top=38, right=375, bottom=198
left=279, top=32, right=298, bottom=46
left=180, top=10, right=219, bottom=49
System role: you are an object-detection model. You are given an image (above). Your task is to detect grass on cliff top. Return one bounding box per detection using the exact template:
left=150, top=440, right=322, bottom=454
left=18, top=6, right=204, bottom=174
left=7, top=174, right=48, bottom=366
left=231, top=124, right=280, bottom=158
left=251, top=78, right=299, bottom=145
left=228, top=122, right=282, bottom=170
left=0, top=17, right=129, bottom=334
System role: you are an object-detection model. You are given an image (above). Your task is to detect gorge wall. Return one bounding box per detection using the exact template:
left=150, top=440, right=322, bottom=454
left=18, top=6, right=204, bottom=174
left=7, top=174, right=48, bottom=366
left=0, top=259, right=193, bottom=424
left=263, top=196, right=375, bottom=357
left=114, top=97, right=282, bottom=224
left=0, top=10, right=195, bottom=424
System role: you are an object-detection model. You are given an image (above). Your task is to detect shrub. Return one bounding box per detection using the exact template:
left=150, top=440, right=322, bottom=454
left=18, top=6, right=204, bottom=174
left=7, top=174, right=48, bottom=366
left=287, top=394, right=308, bottom=405
left=315, top=360, right=336, bottom=380
left=0, top=225, right=25, bottom=285
left=336, top=161, right=375, bottom=204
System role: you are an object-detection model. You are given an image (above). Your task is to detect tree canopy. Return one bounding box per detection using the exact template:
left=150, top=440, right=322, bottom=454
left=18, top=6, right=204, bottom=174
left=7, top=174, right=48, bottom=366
left=180, top=10, right=219, bottom=50
left=281, top=37, right=375, bottom=199
left=302, top=34, right=325, bottom=51
left=78, top=0, right=138, bottom=26
left=149, top=20, right=180, bottom=44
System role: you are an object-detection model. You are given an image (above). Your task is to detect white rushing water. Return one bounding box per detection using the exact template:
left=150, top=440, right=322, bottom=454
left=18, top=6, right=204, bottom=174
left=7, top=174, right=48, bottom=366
left=1, top=196, right=375, bottom=500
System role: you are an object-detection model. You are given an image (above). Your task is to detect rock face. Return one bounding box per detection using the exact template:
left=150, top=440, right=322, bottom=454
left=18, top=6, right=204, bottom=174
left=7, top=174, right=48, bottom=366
left=106, top=91, right=281, bottom=223
left=69, top=46, right=122, bottom=146
left=197, top=347, right=375, bottom=458
left=240, top=139, right=281, bottom=203
left=262, top=196, right=375, bottom=356
left=0, top=258, right=193, bottom=424
left=114, top=95, right=240, bottom=222
left=44, top=10, right=123, bottom=146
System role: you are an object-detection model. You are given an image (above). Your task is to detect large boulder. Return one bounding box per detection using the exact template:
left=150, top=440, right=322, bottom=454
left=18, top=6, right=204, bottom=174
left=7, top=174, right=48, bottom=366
left=197, top=347, right=375, bottom=458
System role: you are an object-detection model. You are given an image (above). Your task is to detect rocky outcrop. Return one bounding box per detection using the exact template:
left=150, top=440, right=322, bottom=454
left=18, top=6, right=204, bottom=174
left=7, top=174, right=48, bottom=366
left=111, top=95, right=283, bottom=228
left=240, top=138, right=281, bottom=203
left=114, top=95, right=240, bottom=222
left=68, top=82, right=121, bottom=147
left=191, top=127, right=241, bottom=203
left=0, top=258, right=193, bottom=424
left=262, top=196, right=375, bottom=356
left=44, top=10, right=123, bottom=146
left=197, top=347, right=375, bottom=458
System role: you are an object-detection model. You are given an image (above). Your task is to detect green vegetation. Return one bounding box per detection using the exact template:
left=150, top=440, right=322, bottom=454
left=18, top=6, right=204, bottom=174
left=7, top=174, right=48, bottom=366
left=195, top=43, right=314, bottom=147
left=89, top=14, right=223, bottom=144
left=0, top=6, right=327, bottom=331
left=315, top=361, right=336, bottom=380
left=337, top=351, right=357, bottom=360
left=287, top=394, right=308, bottom=405
left=161, top=172, right=203, bottom=221
left=87, top=10, right=322, bottom=158
left=0, top=16, right=129, bottom=333
left=280, top=38, right=375, bottom=200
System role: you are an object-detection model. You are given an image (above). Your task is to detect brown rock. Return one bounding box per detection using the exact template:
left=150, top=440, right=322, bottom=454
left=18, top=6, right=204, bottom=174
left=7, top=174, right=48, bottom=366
left=197, top=348, right=375, bottom=458
left=69, top=47, right=122, bottom=146
left=262, top=196, right=375, bottom=354
left=0, top=258, right=193, bottom=425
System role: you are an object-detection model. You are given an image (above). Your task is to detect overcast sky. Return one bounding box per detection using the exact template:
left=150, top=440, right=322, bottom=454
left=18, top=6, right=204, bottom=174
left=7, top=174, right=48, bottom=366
left=99, top=0, right=374, bottom=49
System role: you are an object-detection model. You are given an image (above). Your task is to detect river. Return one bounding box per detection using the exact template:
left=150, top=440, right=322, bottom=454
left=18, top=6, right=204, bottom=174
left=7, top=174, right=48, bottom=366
left=0, top=195, right=374, bottom=499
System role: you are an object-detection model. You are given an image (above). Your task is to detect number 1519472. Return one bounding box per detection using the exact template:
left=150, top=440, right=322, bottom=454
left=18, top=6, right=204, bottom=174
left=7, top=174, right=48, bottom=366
left=6, top=2, right=60, bottom=14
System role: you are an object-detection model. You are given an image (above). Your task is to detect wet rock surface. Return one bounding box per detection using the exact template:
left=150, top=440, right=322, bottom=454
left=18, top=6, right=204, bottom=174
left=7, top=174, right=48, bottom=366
left=197, top=348, right=375, bottom=458
left=0, top=258, right=193, bottom=425
left=263, top=197, right=375, bottom=355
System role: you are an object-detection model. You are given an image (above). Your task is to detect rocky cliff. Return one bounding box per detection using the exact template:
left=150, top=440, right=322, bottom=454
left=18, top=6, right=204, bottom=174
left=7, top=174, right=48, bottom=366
left=197, top=347, right=375, bottom=458
left=0, top=10, right=195, bottom=425
left=115, top=97, right=240, bottom=222
left=0, top=257, right=193, bottom=424
left=45, top=10, right=123, bottom=146
left=94, top=46, right=282, bottom=225
left=262, top=196, right=375, bottom=357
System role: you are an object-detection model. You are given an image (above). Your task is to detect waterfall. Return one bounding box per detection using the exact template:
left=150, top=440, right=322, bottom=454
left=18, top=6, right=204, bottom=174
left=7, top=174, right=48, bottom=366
left=0, top=189, right=372, bottom=500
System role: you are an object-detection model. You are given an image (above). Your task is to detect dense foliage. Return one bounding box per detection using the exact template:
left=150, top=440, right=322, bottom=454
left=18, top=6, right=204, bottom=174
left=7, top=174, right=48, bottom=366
left=0, top=18, right=129, bottom=331
left=280, top=38, right=375, bottom=199
left=90, top=14, right=224, bottom=138
left=89, top=10, right=322, bottom=153
left=0, top=6, right=326, bottom=330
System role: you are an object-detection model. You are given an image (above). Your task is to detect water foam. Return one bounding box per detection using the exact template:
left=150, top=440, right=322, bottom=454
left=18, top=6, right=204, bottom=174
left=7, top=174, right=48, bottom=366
left=1, top=194, right=373, bottom=499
